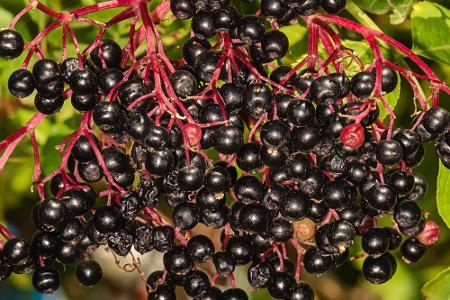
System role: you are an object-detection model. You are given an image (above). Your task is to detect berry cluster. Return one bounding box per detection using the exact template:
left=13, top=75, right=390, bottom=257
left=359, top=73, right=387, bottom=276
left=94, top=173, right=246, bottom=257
left=0, top=0, right=448, bottom=299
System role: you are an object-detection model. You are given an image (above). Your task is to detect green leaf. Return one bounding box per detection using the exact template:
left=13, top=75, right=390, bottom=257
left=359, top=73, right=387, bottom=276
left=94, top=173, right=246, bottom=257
left=411, top=1, right=450, bottom=66
left=379, top=73, right=401, bottom=121
left=280, top=23, right=308, bottom=66
left=436, top=161, right=450, bottom=228
left=422, top=266, right=450, bottom=300
left=353, top=0, right=413, bottom=24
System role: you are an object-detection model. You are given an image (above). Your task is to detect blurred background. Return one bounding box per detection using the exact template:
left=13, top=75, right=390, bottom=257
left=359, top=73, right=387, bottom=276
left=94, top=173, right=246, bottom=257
left=0, top=0, right=449, bottom=299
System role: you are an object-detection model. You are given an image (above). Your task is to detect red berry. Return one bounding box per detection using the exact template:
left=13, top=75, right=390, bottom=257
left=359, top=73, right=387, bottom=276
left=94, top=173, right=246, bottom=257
left=340, top=123, right=365, bottom=149
left=417, top=220, right=440, bottom=246
left=183, top=123, right=202, bottom=146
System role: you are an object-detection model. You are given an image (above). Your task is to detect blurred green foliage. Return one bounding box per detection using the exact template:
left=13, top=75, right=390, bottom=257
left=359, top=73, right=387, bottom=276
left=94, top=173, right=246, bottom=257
left=0, top=0, right=450, bottom=299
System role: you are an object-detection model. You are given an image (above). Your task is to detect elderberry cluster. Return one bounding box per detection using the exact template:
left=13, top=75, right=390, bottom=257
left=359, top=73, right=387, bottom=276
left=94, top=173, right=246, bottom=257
left=0, top=0, right=446, bottom=299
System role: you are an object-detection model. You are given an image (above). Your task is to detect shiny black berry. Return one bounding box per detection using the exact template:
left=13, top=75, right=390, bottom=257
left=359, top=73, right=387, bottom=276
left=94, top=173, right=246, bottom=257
left=362, top=228, right=391, bottom=257
left=261, top=30, right=289, bottom=60
left=238, top=16, right=265, bottom=45
left=0, top=29, right=24, bottom=59
left=363, top=252, right=396, bottom=284
left=321, top=0, right=346, bottom=13
left=8, top=69, right=35, bottom=98
left=400, top=238, right=426, bottom=263
left=76, top=260, right=103, bottom=286
left=91, top=39, right=122, bottom=68
left=163, top=246, right=193, bottom=276
left=34, top=93, right=64, bottom=114
left=32, top=267, right=60, bottom=294
left=94, top=206, right=124, bottom=234
left=351, top=71, right=375, bottom=98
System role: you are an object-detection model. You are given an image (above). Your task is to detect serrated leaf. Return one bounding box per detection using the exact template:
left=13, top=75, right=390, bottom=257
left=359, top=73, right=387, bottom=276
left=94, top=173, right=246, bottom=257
left=436, top=162, right=450, bottom=228
left=379, top=73, right=401, bottom=121
left=411, top=1, right=450, bottom=66
left=422, top=266, right=450, bottom=300
left=353, top=0, right=413, bottom=24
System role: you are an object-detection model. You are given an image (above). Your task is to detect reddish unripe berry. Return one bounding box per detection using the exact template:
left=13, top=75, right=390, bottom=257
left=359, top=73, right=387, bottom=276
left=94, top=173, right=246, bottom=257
left=417, top=220, right=440, bottom=246
left=340, top=123, right=365, bottom=149
left=182, top=123, right=202, bottom=146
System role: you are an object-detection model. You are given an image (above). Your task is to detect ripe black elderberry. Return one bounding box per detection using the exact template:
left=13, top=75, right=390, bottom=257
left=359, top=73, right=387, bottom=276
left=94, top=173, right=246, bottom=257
left=387, top=170, right=415, bottom=195
left=234, top=175, right=264, bottom=204
left=171, top=0, right=195, bottom=19
left=192, top=12, right=215, bottom=40
left=291, top=281, right=315, bottom=300
left=328, top=220, right=356, bottom=250
left=184, top=270, right=211, bottom=297
left=380, top=66, right=398, bottom=93
left=69, top=69, right=98, bottom=94
left=269, top=218, right=294, bottom=242
left=245, top=82, right=272, bottom=119
left=236, top=143, right=263, bottom=172
left=71, top=93, right=97, bottom=111
left=366, top=184, right=397, bottom=212
left=261, top=0, right=288, bottom=19
left=226, top=236, right=254, bottom=265
left=0, top=30, right=24, bottom=59
left=303, top=247, right=333, bottom=276
left=61, top=188, right=95, bottom=217
left=99, top=68, right=123, bottom=93
left=422, top=106, right=450, bottom=135
left=321, top=0, right=346, bottom=14
left=322, top=179, right=355, bottom=210
left=288, top=100, right=316, bottom=126
left=362, top=228, right=391, bottom=257
left=261, top=30, right=289, bottom=60
left=34, top=93, right=64, bottom=114
left=214, top=126, right=243, bottom=154
left=281, top=190, right=310, bottom=220
left=76, top=260, right=103, bottom=286
left=177, top=166, right=204, bottom=191
left=400, top=238, right=426, bottom=263
left=8, top=69, right=35, bottom=98
left=240, top=203, right=270, bottom=233
left=94, top=206, right=124, bottom=234
left=163, top=246, right=193, bottom=276
left=93, top=101, right=125, bottom=133
left=376, top=140, right=403, bottom=165
left=91, top=39, right=122, bottom=68
left=394, top=200, right=422, bottom=229
left=118, top=79, right=148, bottom=107
left=169, top=70, right=198, bottom=97
left=187, top=235, right=215, bottom=263
left=363, top=253, right=396, bottom=284
left=223, top=288, right=248, bottom=300
left=238, top=16, right=265, bottom=45
left=351, top=71, right=375, bottom=98
left=213, top=251, right=236, bottom=276
left=32, top=267, right=60, bottom=294
left=3, top=238, right=32, bottom=265
left=204, top=166, right=231, bottom=193
left=295, top=0, right=321, bottom=16
left=310, top=76, right=341, bottom=103
left=37, top=197, right=66, bottom=228
left=267, top=272, right=295, bottom=299
left=213, top=6, right=239, bottom=32
left=172, top=202, right=200, bottom=230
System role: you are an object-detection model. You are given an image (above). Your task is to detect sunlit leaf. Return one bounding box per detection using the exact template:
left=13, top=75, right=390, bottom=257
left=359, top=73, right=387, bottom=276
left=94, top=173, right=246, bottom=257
left=353, top=0, right=413, bottom=24
left=412, top=1, right=450, bottom=66
left=436, top=161, right=450, bottom=228
left=422, top=266, right=450, bottom=300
